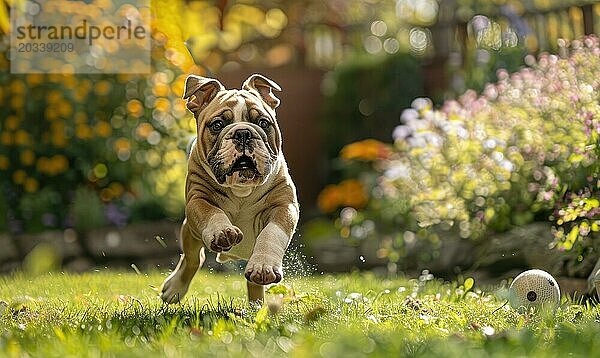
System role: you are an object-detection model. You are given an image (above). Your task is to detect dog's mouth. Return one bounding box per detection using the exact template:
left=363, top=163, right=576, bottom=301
left=227, top=155, right=258, bottom=179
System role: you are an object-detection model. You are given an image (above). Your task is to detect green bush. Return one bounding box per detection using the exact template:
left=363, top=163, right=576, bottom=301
left=454, top=46, right=527, bottom=96
left=322, top=53, right=424, bottom=161
left=0, top=48, right=192, bottom=234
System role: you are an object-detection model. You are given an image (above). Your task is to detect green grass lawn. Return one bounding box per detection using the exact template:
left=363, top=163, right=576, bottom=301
left=1, top=270, right=599, bottom=357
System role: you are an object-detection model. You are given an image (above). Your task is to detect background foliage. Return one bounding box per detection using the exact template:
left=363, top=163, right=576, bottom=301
left=319, top=36, right=600, bottom=266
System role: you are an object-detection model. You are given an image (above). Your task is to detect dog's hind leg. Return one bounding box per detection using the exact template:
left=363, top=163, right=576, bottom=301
left=247, top=281, right=265, bottom=305
left=160, top=219, right=206, bottom=304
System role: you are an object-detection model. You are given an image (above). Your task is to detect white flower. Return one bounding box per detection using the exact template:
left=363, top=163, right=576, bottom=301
left=384, top=163, right=410, bottom=180
left=456, top=127, right=469, bottom=139
left=393, top=125, right=412, bottom=140
left=484, top=139, right=496, bottom=149
left=411, top=97, right=432, bottom=110
left=491, top=151, right=504, bottom=162
left=482, top=326, right=495, bottom=336
left=407, top=136, right=427, bottom=148
left=400, top=108, right=419, bottom=123
left=500, top=160, right=515, bottom=172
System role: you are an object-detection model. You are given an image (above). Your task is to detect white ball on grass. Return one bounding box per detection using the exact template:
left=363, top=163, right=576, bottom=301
left=508, top=269, right=560, bottom=309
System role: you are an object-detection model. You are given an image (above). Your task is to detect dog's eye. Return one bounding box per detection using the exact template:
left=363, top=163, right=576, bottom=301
left=257, top=118, right=270, bottom=130
left=210, top=119, right=225, bottom=132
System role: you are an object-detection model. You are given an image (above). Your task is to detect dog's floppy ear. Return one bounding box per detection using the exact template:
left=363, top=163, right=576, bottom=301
left=183, top=75, right=225, bottom=115
left=242, top=74, right=281, bottom=109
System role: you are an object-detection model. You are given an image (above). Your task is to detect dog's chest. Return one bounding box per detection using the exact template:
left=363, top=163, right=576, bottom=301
left=217, top=199, right=265, bottom=261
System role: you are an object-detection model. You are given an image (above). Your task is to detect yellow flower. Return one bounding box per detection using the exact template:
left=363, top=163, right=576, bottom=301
left=20, top=150, right=35, bottom=166
left=340, top=139, right=391, bottom=161
left=0, top=155, right=9, bottom=170
left=5, top=115, right=19, bottom=130
left=114, top=137, right=131, bottom=151
left=51, top=155, right=69, bottom=174
left=95, top=121, right=113, bottom=137
left=117, top=74, right=133, bottom=83
left=74, top=111, right=87, bottom=124
left=171, top=75, right=186, bottom=96
left=94, top=80, right=112, bottom=96
left=13, top=170, right=26, bottom=184
left=127, top=99, right=144, bottom=118
left=46, top=90, right=62, bottom=104
left=51, top=121, right=67, bottom=147
left=45, top=107, right=58, bottom=121
left=15, top=130, right=31, bottom=145
left=36, top=155, right=69, bottom=176
left=26, top=74, right=44, bottom=86
left=136, top=123, right=153, bottom=138
left=153, top=83, right=170, bottom=97
left=75, top=124, right=93, bottom=139
left=36, top=157, right=49, bottom=174
left=0, top=132, right=12, bottom=146
left=58, top=101, right=73, bottom=117
left=62, top=74, right=78, bottom=90
left=109, top=182, right=124, bottom=197
left=11, top=96, right=24, bottom=110
left=10, top=80, right=25, bottom=94
left=154, top=97, right=171, bottom=112
left=24, top=177, right=39, bottom=193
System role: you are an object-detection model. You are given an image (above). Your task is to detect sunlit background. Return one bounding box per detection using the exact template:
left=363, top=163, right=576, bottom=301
left=0, top=0, right=598, bottom=280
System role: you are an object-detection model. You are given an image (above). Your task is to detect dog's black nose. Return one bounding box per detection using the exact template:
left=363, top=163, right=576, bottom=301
left=233, top=129, right=252, bottom=144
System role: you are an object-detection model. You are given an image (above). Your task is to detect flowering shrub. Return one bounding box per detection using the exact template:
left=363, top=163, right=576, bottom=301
left=0, top=3, right=200, bottom=233
left=321, top=36, right=600, bottom=262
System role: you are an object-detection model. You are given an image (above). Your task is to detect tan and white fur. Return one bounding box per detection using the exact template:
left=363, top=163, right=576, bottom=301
left=160, top=74, right=299, bottom=305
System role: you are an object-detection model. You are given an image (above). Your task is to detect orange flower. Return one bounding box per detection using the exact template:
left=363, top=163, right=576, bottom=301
left=338, top=179, right=368, bottom=209
left=317, top=184, right=343, bottom=213
left=317, top=179, right=368, bottom=213
left=340, top=139, right=391, bottom=161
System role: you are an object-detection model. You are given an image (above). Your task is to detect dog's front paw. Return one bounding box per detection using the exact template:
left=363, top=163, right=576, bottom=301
left=160, top=273, right=190, bottom=304
left=244, top=256, right=282, bottom=285
left=209, top=226, right=243, bottom=252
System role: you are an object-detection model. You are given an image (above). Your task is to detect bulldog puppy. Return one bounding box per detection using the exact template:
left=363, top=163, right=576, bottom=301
left=160, top=74, right=299, bottom=305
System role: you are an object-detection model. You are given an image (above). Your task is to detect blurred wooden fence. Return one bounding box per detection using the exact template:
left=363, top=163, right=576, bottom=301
left=299, top=2, right=600, bottom=95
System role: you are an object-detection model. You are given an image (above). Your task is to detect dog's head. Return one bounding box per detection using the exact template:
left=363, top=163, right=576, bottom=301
left=183, top=74, right=283, bottom=190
